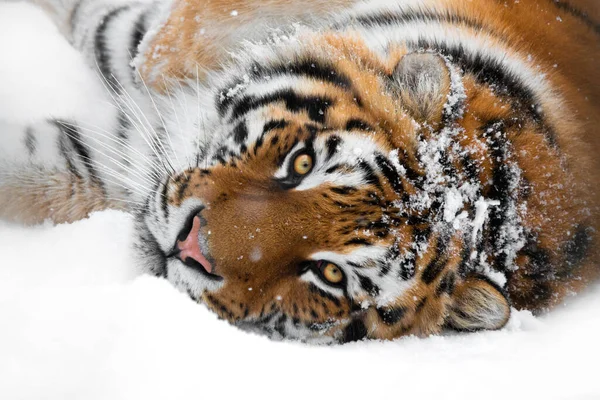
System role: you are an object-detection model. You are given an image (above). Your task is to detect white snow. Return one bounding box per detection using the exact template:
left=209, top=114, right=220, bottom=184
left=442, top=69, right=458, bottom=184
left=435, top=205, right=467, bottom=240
left=1, top=3, right=600, bottom=400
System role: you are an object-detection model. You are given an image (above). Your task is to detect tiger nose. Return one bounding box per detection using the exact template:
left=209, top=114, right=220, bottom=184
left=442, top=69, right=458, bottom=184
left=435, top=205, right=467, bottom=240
left=175, top=215, right=214, bottom=274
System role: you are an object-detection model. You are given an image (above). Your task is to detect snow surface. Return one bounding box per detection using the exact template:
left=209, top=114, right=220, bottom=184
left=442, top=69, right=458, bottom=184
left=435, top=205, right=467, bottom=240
left=1, top=3, right=599, bottom=400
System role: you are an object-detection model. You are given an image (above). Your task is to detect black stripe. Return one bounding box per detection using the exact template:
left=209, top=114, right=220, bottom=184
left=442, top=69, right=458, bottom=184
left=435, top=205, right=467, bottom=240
left=357, top=160, right=384, bottom=192
left=550, top=0, right=600, bottom=36
left=308, top=283, right=342, bottom=307
left=462, top=154, right=480, bottom=184
left=55, top=120, right=105, bottom=192
left=414, top=225, right=432, bottom=248
left=330, top=186, right=357, bottom=195
left=483, top=121, right=514, bottom=270
left=325, top=135, right=342, bottom=161
left=129, top=10, right=148, bottom=62
left=24, top=127, right=37, bottom=156
left=435, top=271, right=456, bottom=296
left=350, top=10, right=494, bottom=39
left=206, top=294, right=235, bottom=320
left=356, top=273, right=380, bottom=296
left=415, top=297, right=428, bottom=312
left=248, top=58, right=353, bottom=91
left=229, top=89, right=333, bottom=123
left=262, top=119, right=289, bottom=135
left=374, top=153, right=404, bottom=194
left=407, top=38, right=557, bottom=147
left=457, top=243, right=473, bottom=278
left=57, top=134, right=82, bottom=181
left=376, top=306, right=407, bottom=325
left=232, top=121, right=249, bottom=144
left=325, top=164, right=343, bottom=174
left=95, top=6, right=130, bottom=91
left=563, top=225, right=593, bottom=270
left=69, top=0, right=85, bottom=31
left=216, top=77, right=247, bottom=117
left=160, top=180, right=170, bottom=220
left=135, top=213, right=167, bottom=277
left=344, top=238, right=372, bottom=247
left=345, top=119, right=374, bottom=132
left=346, top=8, right=554, bottom=141
left=116, top=112, right=130, bottom=141
left=421, top=234, right=451, bottom=284
left=274, top=314, right=287, bottom=337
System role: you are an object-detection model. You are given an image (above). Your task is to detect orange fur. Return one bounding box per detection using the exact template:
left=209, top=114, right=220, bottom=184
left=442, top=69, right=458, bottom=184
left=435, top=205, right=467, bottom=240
left=6, top=0, right=598, bottom=341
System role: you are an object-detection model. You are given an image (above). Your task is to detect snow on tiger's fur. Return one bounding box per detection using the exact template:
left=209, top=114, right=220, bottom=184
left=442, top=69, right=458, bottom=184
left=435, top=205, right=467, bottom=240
left=1, top=0, right=599, bottom=343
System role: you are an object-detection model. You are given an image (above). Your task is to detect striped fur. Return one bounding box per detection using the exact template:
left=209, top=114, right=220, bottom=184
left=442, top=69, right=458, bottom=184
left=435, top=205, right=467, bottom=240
left=2, top=0, right=598, bottom=343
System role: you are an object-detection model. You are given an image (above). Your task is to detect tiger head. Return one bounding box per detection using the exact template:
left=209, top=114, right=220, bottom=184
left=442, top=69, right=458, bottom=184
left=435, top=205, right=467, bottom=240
left=134, top=37, right=513, bottom=343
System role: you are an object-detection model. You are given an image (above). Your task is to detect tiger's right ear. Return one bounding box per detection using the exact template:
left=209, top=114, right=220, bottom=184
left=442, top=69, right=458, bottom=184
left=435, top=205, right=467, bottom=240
left=389, top=52, right=452, bottom=127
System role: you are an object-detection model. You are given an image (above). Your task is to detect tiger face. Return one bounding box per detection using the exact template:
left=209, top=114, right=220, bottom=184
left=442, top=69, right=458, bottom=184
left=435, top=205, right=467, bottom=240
left=135, top=45, right=514, bottom=343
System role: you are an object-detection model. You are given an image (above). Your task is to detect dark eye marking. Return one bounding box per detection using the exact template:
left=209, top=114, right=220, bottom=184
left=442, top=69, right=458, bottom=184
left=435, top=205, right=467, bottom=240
left=345, top=118, right=373, bottom=132
left=275, top=146, right=316, bottom=189
left=376, top=306, right=407, bottom=325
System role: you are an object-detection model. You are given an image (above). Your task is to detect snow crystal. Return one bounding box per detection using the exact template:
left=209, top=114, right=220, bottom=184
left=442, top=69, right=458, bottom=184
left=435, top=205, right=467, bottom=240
left=472, top=197, right=501, bottom=244
left=443, top=187, right=464, bottom=223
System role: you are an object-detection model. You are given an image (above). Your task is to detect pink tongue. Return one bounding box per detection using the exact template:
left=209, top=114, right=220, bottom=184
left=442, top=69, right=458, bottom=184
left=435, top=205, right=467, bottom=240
left=177, top=216, right=214, bottom=274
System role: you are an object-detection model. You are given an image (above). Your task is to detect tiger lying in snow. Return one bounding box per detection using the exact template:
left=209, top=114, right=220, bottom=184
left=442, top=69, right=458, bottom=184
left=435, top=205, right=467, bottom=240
left=1, top=0, right=599, bottom=343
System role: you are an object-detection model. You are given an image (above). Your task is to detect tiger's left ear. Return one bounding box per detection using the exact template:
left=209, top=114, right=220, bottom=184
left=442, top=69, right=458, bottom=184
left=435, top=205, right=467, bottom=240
left=389, top=52, right=452, bottom=126
left=446, top=275, right=511, bottom=332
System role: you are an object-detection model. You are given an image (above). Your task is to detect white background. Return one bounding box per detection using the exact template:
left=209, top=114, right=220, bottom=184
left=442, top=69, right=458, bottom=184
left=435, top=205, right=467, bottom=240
left=0, top=3, right=599, bottom=399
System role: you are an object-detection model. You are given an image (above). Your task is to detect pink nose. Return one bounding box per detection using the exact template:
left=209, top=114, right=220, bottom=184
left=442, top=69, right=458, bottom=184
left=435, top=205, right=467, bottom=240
left=177, top=216, right=214, bottom=274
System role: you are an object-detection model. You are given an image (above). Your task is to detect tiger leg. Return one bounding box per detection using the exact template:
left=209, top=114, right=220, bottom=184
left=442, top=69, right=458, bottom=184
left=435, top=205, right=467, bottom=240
left=139, top=0, right=359, bottom=88
left=0, top=120, right=124, bottom=225
left=1, top=0, right=169, bottom=225
left=30, top=0, right=164, bottom=96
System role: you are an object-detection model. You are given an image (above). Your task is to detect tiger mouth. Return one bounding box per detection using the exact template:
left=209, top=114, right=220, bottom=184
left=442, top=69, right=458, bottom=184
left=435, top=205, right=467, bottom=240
left=169, top=209, right=223, bottom=281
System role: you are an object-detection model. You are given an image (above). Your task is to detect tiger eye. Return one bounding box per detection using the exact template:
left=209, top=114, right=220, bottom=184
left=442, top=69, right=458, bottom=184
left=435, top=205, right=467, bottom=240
left=322, top=263, right=344, bottom=284
left=293, top=154, right=313, bottom=175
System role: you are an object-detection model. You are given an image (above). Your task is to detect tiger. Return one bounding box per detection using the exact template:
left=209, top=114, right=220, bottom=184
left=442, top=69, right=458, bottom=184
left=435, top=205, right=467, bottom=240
left=1, top=0, right=599, bottom=344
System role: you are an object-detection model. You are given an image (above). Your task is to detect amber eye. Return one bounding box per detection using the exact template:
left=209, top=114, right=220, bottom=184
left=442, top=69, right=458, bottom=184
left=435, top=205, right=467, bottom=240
left=321, top=262, right=344, bottom=285
left=293, top=153, right=313, bottom=175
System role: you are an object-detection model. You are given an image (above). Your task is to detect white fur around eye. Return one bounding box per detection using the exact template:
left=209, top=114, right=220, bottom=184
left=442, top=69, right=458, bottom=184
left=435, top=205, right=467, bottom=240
left=300, top=269, right=345, bottom=298
left=274, top=131, right=391, bottom=191
left=273, top=141, right=307, bottom=179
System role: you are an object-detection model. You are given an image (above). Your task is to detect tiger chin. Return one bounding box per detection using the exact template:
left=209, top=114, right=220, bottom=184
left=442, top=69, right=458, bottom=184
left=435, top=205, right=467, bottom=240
left=2, top=0, right=599, bottom=344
